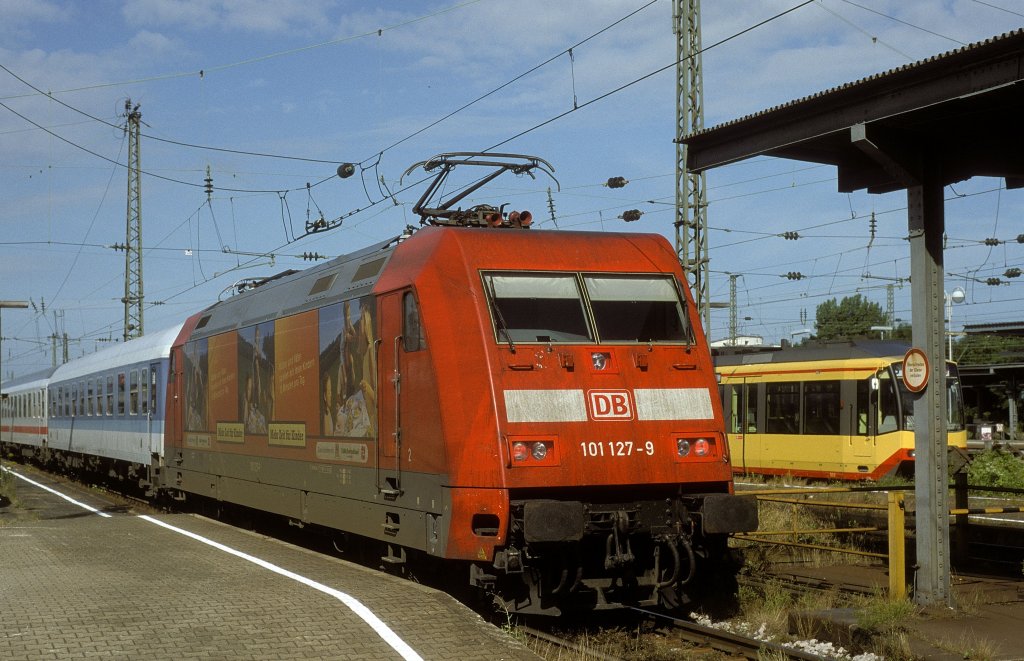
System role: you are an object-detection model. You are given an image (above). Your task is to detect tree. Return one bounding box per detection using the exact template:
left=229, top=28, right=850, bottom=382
left=814, top=294, right=887, bottom=340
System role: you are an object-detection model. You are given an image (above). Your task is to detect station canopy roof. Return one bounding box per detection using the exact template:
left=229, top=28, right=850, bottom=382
left=963, top=321, right=1024, bottom=337
left=682, top=29, right=1024, bottom=194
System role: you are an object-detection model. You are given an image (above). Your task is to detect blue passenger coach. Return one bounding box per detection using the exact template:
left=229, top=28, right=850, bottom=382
left=46, top=323, right=182, bottom=490
left=1, top=367, right=57, bottom=451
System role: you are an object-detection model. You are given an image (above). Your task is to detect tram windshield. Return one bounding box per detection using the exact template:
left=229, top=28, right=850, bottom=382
left=892, top=361, right=965, bottom=432
left=483, top=272, right=691, bottom=344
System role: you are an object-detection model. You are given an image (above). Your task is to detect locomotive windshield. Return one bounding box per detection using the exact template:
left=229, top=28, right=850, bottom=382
left=483, top=271, right=691, bottom=344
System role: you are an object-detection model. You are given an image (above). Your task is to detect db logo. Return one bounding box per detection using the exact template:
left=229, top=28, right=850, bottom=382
left=588, top=390, right=634, bottom=420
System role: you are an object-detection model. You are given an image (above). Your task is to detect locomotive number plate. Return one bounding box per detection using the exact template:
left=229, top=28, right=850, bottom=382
left=579, top=440, right=654, bottom=458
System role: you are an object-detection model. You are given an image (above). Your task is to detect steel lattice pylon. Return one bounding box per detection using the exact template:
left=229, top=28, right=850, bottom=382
left=674, top=0, right=709, bottom=331
left=123, top=100, right=144, bottom=341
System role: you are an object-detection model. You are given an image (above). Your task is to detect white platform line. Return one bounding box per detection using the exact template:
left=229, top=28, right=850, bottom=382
left=1, top=465, right=112, bottom=518
left=137, top=514, right=423, bottom=661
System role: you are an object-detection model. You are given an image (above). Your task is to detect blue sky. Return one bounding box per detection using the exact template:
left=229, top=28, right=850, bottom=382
left=1, top=0, right=1022, bottom=378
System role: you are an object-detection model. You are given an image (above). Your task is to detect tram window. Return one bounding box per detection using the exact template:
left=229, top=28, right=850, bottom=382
left=118, top=373, right=126, bottom=416
left=856, top=379, right=870, bottom=434
left=402, top=292, right=426, bottom=352
left=583, top=275, right=690, bottom=343
left=483, top=272, right=592, bottom=343
left=803, top=381, right=840, bottom=435
left=947, top=376, right=965, bottom=431
left=765, top=382, right=800, bottom=434
left=106, top=376, right=114, bottom=416
left=141, top=368, right=149, bottom=415
left=726, top=384, right=759, bottom=433
left=878, top=371, right=899, bottom=433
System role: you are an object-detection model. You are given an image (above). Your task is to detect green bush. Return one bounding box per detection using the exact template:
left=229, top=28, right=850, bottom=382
left=967, top=449, right=1024, bottom=492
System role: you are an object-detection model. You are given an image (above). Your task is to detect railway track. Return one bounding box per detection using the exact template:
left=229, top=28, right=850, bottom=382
left=631, top=608, right=835, bottom=661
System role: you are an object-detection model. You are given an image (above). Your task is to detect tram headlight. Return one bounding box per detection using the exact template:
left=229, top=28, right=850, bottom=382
left=677, top=439, right=691, bottom=457
left=531, top=442, right=548, bottom=460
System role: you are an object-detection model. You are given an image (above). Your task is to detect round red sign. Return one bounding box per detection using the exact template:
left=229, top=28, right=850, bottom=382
left=902, top=348, right=930, bottom=393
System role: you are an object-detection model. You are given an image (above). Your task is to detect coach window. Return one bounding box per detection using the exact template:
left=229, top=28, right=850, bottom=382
left=803, top=381, right=840, bottom=435
left=85, top=380, right=93, bottom=416
left=403, top=292, right=426, bottom=352
left=118, top=373, right=126, bottom=416
left=79, top=381, right=85, bottom=416
left=150, top=366, right=159, bottom=413
left=765, top=382, right=800, bottom=435
left=483, top=272, right=592, bottom=343
left=129, top=370, right=139, bottom=415
left=584, top=274, right=690, bottom=343
left=141, top=368, right=149, bottom=415
left=106, top=376, right=114, bottom=416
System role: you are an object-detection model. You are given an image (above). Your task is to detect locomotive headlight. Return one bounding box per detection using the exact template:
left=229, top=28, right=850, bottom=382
left=513, top=442, right=530, bottom=461
left=694, top=438, right=710, bottom=457
left=531, top=441, right=548, bottom=461
left=676, top=439, right=691, bottom=457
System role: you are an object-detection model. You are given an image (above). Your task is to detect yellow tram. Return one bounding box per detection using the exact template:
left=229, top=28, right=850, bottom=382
left=715, top=342, right=967, bottom=480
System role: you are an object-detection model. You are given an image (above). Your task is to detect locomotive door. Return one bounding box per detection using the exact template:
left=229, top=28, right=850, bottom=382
left=376, top=289, right=432, bottom=497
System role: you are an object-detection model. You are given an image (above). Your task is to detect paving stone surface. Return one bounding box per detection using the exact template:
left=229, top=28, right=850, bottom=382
left=0, top=469, right=539, bottom=660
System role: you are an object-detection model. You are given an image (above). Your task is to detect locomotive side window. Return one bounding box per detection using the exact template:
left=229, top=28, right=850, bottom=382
left=403, top=292, right=426, bottom=352
left=483, top=272, right=591, bottom=343
left=583, top=275, right=690, bottom=343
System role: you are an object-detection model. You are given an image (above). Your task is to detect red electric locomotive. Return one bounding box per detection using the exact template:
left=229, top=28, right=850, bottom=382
left=162, top=154, right=757, bottom=614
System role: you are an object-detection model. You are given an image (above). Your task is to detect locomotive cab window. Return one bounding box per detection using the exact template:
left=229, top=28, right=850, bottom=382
left=403, top=291, right=426, bottom=352
left=583, top=274, right=690, bottom=343
left=483, top=272, right=592, bottom=343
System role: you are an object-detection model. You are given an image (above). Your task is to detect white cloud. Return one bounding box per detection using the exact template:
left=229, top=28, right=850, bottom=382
left=121, top=0, right=334, bottom=34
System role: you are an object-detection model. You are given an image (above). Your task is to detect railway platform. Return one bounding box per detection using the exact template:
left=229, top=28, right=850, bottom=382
left=0, top=466, right=538, bottom=660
